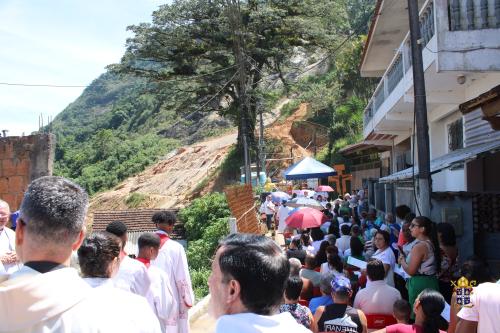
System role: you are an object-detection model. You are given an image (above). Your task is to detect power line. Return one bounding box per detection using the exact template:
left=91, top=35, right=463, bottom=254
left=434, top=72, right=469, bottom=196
left=0, top=82, right=87, bottom=88
left=0, top=64, right=238, bottom=89
left=167, top=70, right=238, bottom=128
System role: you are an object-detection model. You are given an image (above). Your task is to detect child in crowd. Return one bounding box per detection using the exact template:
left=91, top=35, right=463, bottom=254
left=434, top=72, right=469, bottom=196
left=393, top=299, right=411, bottom=324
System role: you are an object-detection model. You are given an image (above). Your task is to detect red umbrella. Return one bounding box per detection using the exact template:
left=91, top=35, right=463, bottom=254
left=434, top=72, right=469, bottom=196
left=285, top=207, right=328, bottom=229
left=315, top=185, right=334, bottom=192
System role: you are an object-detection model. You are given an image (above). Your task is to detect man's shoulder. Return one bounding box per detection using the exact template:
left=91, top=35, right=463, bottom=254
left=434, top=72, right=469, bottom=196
left=2, top=226, right=15, bottom=236
left=66, top=288, right=160, bottom=332
left=216, top=312, right=310, bottom=333
left=80, top=287, right=155, bottom=318
left=161, top=238, right=185, bottom=253
left=378, top=283, right=401, bottom=298
left=120, top=256, right=148, bottom=273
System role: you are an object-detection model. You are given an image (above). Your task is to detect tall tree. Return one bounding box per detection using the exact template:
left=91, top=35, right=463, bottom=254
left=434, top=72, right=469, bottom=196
left=111, top=0, right=347, bottom=152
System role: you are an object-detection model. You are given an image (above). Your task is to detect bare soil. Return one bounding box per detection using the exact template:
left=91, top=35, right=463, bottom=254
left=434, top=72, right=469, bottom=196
left=88, top=98, right=313, bottom=213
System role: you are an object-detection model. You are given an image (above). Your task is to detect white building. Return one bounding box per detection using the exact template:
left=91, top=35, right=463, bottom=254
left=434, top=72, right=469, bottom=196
left=356, top=0, right=500, bottom=271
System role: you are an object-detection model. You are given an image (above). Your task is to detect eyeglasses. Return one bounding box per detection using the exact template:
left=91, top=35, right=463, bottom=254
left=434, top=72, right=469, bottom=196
left=410, top=223, right=421, bottom=229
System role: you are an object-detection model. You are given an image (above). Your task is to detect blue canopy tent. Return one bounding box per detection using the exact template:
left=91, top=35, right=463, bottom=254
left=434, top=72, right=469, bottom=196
left=284, top=157, right=336, bottom=180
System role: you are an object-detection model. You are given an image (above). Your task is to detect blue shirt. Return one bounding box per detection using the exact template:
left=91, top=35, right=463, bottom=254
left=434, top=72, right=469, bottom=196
left=308, top=295, right=334, bottom=315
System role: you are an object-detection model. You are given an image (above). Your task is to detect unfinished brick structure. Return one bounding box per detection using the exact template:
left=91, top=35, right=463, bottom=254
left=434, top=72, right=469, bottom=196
left=0, top=134, right=55, bottom=210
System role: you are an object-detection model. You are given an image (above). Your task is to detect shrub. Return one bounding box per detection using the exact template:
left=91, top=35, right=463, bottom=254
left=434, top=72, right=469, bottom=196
left=190, top=267, right=211, bottom=301
left=179, top=192, right=230, bottom=241
left=180, top=193, right=231, bottom=300
left=125, top=192, right=147, bottom=208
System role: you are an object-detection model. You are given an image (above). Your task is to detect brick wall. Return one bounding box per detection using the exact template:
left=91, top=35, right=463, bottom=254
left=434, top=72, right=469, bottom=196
left=0, top=134, right=55, bottom=211
left=224, top=184, right=260, bottom=234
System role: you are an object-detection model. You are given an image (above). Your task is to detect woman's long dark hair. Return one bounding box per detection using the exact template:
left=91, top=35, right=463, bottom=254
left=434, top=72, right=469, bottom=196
left=419, top=289, right=445, bottom=333
left=315, top=241, right=330, bottom=266
left=327, top=253, right=344, bottom=273
left=301, top=233, right=311, bottom=247
left=414, top=216, right=441, bottom=274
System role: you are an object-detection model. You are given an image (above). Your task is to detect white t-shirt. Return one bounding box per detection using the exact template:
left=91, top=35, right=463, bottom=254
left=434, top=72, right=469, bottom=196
left=353, top=280, right=401, bottom=315
left=371, top=247, right=396, bottom=287
left=320, top=262, right=345, bottom=279
left=457, top=282, right=500, bottom=333
left=311, top=240, right=323, bottom=255
left=335, top=235, right=351, bottom=256
left=260, top=201, right=275, bottom=215
left=277, top=206, right=292, bottom=233
left=215, top=312, right=311, bottom=333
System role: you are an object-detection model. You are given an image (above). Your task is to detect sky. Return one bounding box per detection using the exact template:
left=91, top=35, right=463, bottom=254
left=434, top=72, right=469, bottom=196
left=0, top=0, right=167, bottom=136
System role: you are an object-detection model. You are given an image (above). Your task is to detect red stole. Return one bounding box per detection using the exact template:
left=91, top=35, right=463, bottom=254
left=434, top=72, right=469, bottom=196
left=136, top=257, right=151, bottom=268
left=156, top=232, right=170, bottom=248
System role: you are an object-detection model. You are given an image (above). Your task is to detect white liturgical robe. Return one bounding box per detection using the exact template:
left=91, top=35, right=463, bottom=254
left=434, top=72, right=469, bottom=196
left=138, top=260, right=177, bottom=333
left=0, top=227, right=20, bottom=275
left=152, top=231, right=194, bottom=333
left=113, top=254, right=152, bottom=298
left=0, top=266, right=161, bottom=333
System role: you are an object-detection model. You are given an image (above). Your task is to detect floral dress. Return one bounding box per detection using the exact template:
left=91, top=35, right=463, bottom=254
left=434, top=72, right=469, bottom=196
left=279, top=303, right=312, bottom=329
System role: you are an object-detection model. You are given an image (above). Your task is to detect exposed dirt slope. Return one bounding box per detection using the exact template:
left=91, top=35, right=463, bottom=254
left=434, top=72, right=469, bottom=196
left=88, top=98, right=312, bottom=212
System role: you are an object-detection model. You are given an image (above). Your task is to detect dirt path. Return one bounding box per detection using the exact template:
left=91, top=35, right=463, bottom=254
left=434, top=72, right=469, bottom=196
left=88, top=97, right=312, bottom=213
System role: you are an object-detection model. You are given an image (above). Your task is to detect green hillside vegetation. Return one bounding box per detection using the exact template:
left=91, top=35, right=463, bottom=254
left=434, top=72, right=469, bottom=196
left=50, top=0, right=375, bottom=196
left=51, top=72, right=231, bottom=195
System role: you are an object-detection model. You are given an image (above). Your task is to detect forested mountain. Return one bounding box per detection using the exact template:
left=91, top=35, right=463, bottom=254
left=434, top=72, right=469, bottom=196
left=51, top=0, right=376, bottom=195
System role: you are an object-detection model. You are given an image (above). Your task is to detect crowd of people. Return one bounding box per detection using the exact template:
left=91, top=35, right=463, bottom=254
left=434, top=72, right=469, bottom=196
left=0, top=176, right=193, bottom=333
left=1, top=178, right=500, bottom=333
left=265, top=190, right=500, bottom=333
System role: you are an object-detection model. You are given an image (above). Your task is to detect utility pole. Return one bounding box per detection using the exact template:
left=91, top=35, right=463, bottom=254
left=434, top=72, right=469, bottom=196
left=227, top=0, right=251, bottom=184
left=259, top=101, right=266, bottom=178
left=313, top=129, right=317, bottom=157
left=408, top=0, right=431, bottom=216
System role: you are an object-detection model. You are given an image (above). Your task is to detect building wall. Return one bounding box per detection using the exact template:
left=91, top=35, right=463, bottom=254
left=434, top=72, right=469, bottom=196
left=0, top=134, right=55, bottom=210
left=351, top=168, right=380, bottom=191
left=430, top=196, right=474, bottom=264
left=467, top=151, right=500, bottom=192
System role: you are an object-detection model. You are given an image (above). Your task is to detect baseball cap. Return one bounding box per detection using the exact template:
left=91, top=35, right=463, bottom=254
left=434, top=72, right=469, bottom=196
left=331, top=276, right=352, bottom=293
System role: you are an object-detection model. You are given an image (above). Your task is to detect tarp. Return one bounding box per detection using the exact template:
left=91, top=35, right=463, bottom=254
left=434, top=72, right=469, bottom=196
left=284, top=157, right=336, bottom=180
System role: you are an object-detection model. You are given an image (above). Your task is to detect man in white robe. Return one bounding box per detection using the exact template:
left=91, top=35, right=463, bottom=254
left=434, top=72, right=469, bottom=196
left=106, top=220, right=152, bottom=297
left=0, top=176, right=161, bottom=333
left=151, top=211, right=194, bottom=333
left=137, top=233, right=177, bottom=333
left=0, top=200, right=20, bottom=275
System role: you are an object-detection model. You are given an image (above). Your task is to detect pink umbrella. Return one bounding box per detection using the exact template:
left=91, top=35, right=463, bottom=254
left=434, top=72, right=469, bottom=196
left=285, top=207, right=328, bottom=229
left=315, top=185, right=334, bottom=192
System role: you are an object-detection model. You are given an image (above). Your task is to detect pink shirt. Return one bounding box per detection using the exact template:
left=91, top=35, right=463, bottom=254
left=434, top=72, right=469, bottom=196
left=386, top=324, right=446, bottom=333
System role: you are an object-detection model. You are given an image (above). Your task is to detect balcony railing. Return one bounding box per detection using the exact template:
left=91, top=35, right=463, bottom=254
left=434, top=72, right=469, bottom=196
left=449, top=0, right=500, bottom=31
left=364, top=0, right=435, bottom=129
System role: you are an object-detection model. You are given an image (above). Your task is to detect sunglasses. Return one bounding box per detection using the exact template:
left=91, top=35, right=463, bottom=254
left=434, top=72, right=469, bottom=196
left=410, top=223, right=422, bottom=229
